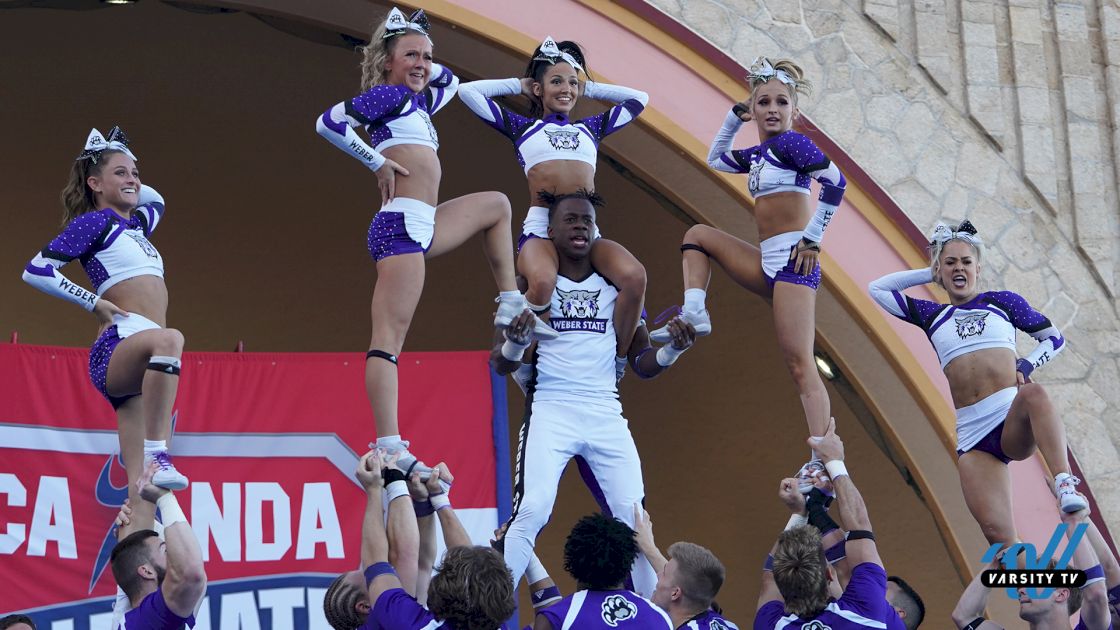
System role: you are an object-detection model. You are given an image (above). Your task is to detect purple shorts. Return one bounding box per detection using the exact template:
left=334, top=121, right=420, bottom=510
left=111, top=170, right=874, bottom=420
left=766, top=251, right=822, bottom=291
left=367, top=211, right=431, bottom=262
left=90, top=325, right=136, bottom=409
left=957, top=421, right=1012, bottom=464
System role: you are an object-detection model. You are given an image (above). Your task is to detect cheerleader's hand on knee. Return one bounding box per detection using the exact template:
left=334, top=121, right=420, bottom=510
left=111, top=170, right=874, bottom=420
left=790, top=238, right=820, bottom=276
left=375, top=159, right=409, bottom=206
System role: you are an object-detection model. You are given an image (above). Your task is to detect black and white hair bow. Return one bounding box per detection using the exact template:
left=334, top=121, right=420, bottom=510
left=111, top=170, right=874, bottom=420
left=382, top=7, right=431, bottom=39
left=77, top=126, right=137, bottom=163
left=747, top=56, right=797, bottom=87
left=929, top=220, right=982, bottom=246
left=533, top=36, right=583, bottom=72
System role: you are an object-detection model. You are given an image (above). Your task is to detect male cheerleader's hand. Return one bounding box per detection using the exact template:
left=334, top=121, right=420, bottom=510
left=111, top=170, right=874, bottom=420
left=407, top=469, right=429, bottom=501
left=355, top=449, right=385, bottom=493
left=425, top=462, right=454, bottom=496
left=790, top=238, right=821, bottom=277
left=1058, top=494, right=1090, bottom=525
left=811, top=418, right=844, bottom=464
left=664, top=316, right=697, bottom=351
left=93, top=298, right=129, bottom=328
left=375, top=158, right=409, bottom=206
left=137, top=461, right=169, bottom=504
left=778, top=478, right=807, bottom=515
left=632, top=503, right=658, bottom=556
left=114, top=498, right=133, bottom=530
left=505, top=309, right=536, bottom=346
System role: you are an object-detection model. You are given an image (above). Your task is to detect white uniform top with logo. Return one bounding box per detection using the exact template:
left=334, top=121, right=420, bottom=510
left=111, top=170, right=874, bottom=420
left=532, top=271, right=619, bottom=409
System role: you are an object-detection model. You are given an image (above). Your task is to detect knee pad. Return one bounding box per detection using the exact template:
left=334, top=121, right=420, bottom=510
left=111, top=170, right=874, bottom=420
left=147, top=355, right=181, bottom=376
left=366, top=349, right=398, bottom=365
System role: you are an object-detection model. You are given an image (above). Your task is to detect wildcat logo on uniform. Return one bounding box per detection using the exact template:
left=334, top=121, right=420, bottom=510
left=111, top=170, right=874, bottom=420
left=552, top=288, right=608, bottom=333
left=545, top=128, right=581, bottom=151
left=418, top=110, right=438, bottom=145
left=709, top=620, right=730, bottom=630
left=748, top=157, right=762, bottom=194
left=125, top=231, right=159, bottom=259
left=800, top=621, right=831, bottom=630
left=954, top=311, right=988, bottom=340
left=601, top=594, right=638, bottom=627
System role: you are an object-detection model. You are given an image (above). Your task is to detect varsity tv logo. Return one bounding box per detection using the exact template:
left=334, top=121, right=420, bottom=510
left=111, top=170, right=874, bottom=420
left=980, top=523, right=1089, bottom=599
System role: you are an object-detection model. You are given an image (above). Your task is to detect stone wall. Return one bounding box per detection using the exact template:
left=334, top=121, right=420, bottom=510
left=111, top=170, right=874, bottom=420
left=646, top=0, right=1120, bottom=532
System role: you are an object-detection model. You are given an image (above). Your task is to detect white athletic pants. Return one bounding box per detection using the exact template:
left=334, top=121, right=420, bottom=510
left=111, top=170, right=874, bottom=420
left=503, top=398, right=657, bottom=597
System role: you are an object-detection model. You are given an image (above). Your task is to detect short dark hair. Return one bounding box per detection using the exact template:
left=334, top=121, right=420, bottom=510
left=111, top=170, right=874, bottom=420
left=887, top=576, right=925, bottom=629
left=322, top=573, right=365, bottom=630
left=0, top=615, right=36, bottom=630
left=428, top=546, right=515, bottom=630
left=110, top=529, right=160, bottom=600
left=563, top=513, right=638, bottom=590
left=538, top=188, right=605, bottom=221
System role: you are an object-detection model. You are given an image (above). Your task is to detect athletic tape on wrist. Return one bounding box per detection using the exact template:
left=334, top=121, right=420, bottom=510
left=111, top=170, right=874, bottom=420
left=382, top=469, right=407, bottom=485
left=825, top=540, right=847, bottom=564
left=785, top=513, right=808, bottom=531
left=386, top=480, right=409, bottom=503
left=413, top=499, right=434, bottom=517
left=824, top=460, right=849, bottom=480
left=501, top=338, right=528, bottom=362
left=763, top=554, right=774, bottom=571
left=532, top=585, right=562, bottom=609
left=156, top=493, right=187, bottom=528
left=846, top=529, right=875, bottom=542
left=430, top=493, right=451, bottom=511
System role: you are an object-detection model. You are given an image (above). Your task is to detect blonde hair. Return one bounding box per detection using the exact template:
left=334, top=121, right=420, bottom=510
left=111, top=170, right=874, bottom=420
left=747, top=57, right=812, bottom=102
left=358, top=12, right=433, bottom=91
left=772, top=526, right=831, bottom=619
left=667, top=541, right=725, bottom=607
left=59, top=149, right=126, bottom=226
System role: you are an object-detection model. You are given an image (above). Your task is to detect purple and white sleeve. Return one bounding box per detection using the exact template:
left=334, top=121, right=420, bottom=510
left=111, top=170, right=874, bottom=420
left=22, top=212, right=108, bottom=312
left=579, top=80, right=648, bottom=141
left=706, top=109, right=752, bottom=173
left=422, top=63, right=460, bottom=114
left=457, top=77, right=536, bottom=140
left=316, top=84, right=410, bottom=172
left=989, top=291, right=1066, bottom=378
left=867, top=268, right=936, bottom=321
left=773, top=133, right=846, bottom=243
left=135, top=185, right=165, bottom=236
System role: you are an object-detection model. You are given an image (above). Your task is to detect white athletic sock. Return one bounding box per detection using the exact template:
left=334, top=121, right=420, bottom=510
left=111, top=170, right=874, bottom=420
left=376, top=435, right=407, bottom=450
left=143, top=440, right=167, bottom=457
left=1054, top=472, right=1072, bottom=488
left=684, top=288, right=707, bottom=313
left=498, top=290, right=523, bottom=304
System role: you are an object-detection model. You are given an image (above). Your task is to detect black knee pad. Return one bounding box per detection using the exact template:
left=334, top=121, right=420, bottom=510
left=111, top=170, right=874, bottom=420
left=147, top=355, right=181, bottom=376
left=366, top=349, right=398, bottom=365
left=680, top=243, right=710, bottom=257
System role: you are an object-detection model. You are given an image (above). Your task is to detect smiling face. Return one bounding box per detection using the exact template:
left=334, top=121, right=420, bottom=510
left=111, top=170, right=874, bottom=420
left=87, top=152, right=140, bottom=213
left=384, top=33, right=433, bottom=93
left=750, top=79, right=797, bottom=140
left=934, top=239, right=981, bottom=304
left=534, top=61, right=579, bottom=116
left=547, top=197, right=596, bottom=259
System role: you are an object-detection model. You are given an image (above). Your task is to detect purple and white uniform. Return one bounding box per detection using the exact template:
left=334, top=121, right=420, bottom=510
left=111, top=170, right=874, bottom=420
left=118, top=589, right=195, bottom=629
left=22, top=186, right=166, bottom=408
left=361, top=587, right=503, bottom=630
left=707, top=110, right=846, bottom=290
left=538, top=590, right=672, bottom=630
left=868, top=268, right=1065, bottom=461
left=504, top=272, right=657, bottom=596
left=457, top=78, right=647, bottom=246
left=681, top=609, right=739, bottom=630
left=316, top=64, right=459, bottom=261
left=754, top=563, right=889, bottom=630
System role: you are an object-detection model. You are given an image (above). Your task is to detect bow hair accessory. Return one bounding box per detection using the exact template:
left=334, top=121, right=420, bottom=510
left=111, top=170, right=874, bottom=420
left=747, top=56, right=798, bottom=87
left=382, top=7, right=431, bottom=38
left=77, top=126, right=137, bottom=163
left=533, top=36, right=583, bottom=72
left=929, top=220, right=982, bottom=246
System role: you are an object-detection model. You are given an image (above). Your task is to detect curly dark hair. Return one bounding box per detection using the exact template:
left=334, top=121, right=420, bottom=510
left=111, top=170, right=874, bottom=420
left=563, top=513, right=639, bottom=590
left=538, top=188, right=605, bottom=224
left=523, top=40, right=589, bottom=118
left=427, top=546, right=515, bottom=630
left=322, top=572, right=366, bottom=630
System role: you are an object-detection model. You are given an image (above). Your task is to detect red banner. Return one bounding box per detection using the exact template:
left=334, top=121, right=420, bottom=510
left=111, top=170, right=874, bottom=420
left=0, top=343, right=509, bottom=628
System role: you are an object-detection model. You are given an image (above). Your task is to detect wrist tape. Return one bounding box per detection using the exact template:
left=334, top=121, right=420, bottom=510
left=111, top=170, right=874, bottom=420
left=156, top=493, right=187, bottom=528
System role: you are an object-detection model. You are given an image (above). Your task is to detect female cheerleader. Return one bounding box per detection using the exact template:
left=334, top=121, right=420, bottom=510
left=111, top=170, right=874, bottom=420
left=23, top=126, right=188, bottom=536
left=458, top=37, right=649, bottom=374
left=870, top=221, right=1085, bottom=544
left=316, top=8, right=540, bottom=474
left=651, top=58, right=846, bottom=481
